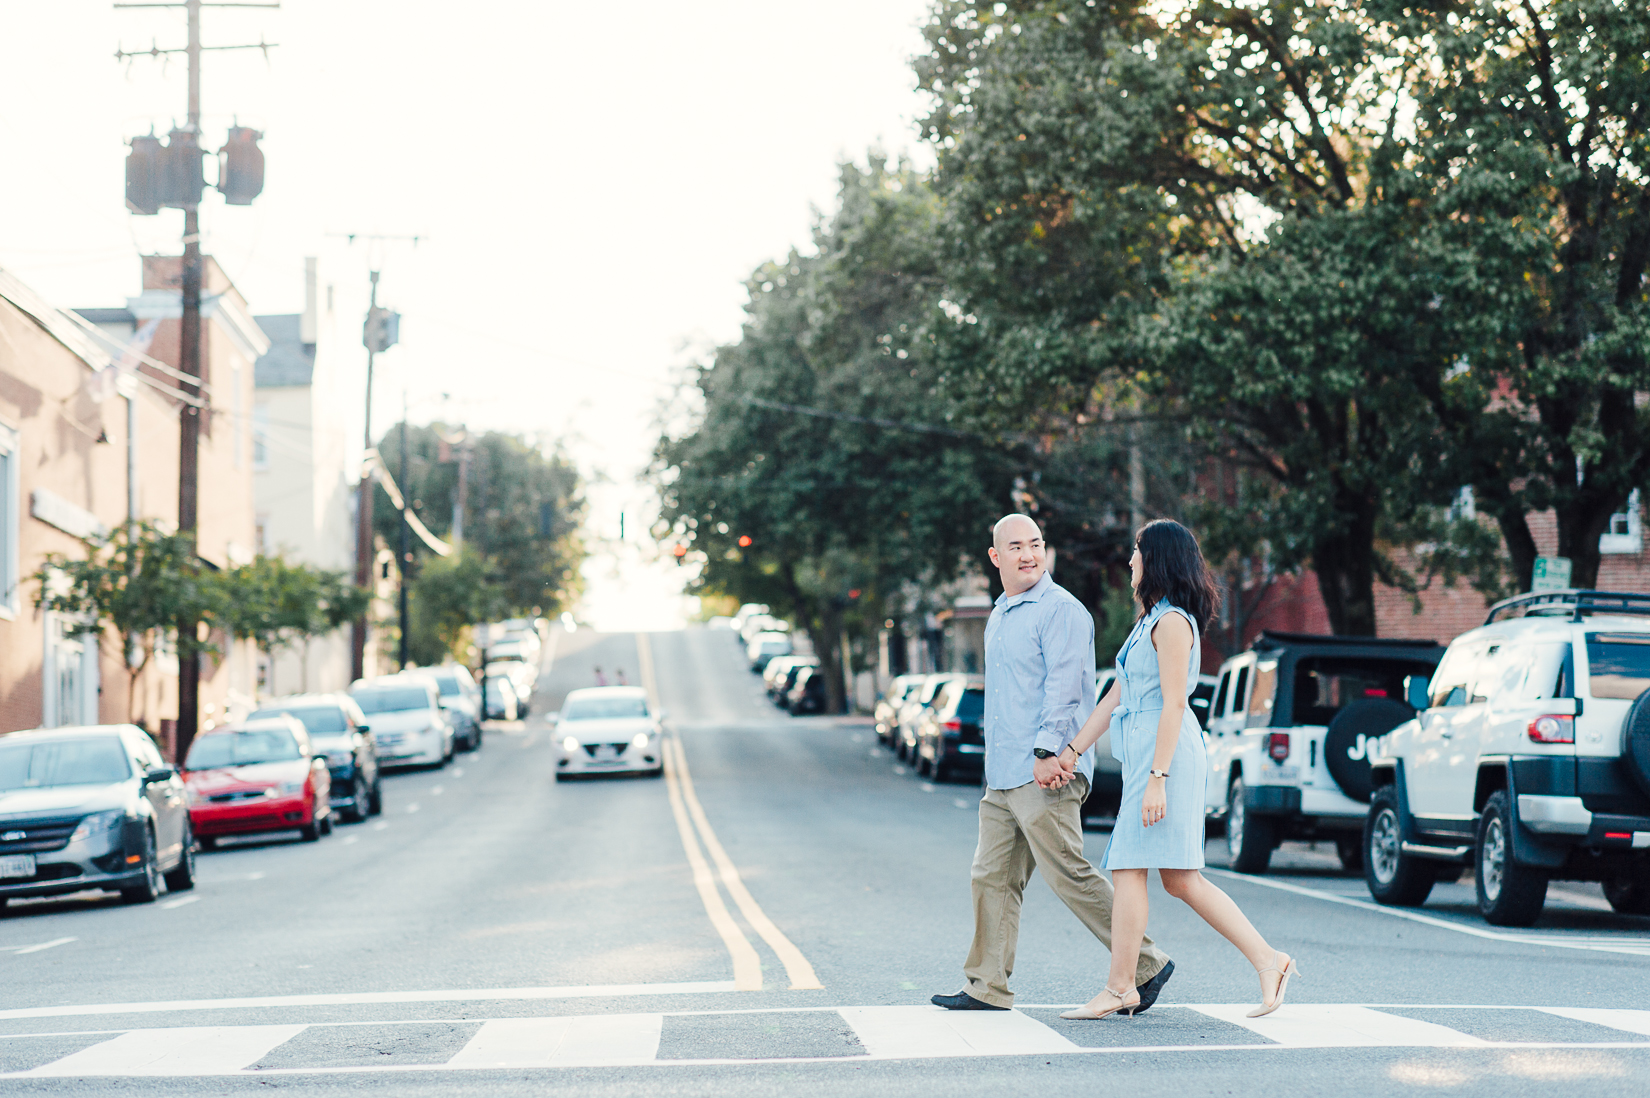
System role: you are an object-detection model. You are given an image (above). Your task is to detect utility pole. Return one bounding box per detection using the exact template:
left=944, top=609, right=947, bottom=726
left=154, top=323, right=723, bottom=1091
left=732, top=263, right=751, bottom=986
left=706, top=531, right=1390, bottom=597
left=331, top=233, right=418, bottom=681
left=115, top=0, right=277, bottom=761
left=398, top=390, right=412, bottom=670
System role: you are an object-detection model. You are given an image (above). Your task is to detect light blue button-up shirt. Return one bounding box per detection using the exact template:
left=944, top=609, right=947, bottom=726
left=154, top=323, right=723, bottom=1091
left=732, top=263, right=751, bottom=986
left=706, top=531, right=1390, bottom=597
left=982, top=571, right=1097, bottom=790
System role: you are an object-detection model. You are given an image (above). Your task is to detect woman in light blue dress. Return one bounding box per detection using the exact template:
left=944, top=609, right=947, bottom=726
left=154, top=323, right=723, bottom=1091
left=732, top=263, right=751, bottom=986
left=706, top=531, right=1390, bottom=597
left=1047, top=520, right=1300, bottom=1021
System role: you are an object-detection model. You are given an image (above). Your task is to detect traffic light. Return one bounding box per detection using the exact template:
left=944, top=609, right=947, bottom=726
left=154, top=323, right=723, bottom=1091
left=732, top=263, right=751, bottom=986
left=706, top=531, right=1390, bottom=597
left=363, top=307, right=400, bottom=353
left=218, top=126, right=264, bottom=205
left=159, top=128, right=205, bottom=209
left=125, top=134, right=162, bottom=215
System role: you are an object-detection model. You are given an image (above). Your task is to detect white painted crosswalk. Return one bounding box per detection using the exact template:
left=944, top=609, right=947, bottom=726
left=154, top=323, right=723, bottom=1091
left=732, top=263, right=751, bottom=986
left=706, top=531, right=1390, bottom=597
left=4, top=1004, right=1650, bottom=1077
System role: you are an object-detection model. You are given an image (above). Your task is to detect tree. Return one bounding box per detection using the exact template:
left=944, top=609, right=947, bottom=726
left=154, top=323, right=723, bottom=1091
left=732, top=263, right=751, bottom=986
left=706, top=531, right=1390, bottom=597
left=372, top=425, right=585, bottom=623
left=655, top=159, right=1016, bottom=709
left=218, top=556, right=371, bottom=695
left=916, top=1, right=1497, bottom=633
left=1402, top=0, right=1650, bottom=590
left=33, top=523, right=220, bottom=726
left=403, top=551, right=510, bottom=668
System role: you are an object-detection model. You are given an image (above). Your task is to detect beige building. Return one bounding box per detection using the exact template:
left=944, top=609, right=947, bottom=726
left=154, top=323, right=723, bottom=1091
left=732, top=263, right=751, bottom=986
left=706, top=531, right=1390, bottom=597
left=0, top=257, right=263, bottom=751
left=252, top=258, right=361, bottom=694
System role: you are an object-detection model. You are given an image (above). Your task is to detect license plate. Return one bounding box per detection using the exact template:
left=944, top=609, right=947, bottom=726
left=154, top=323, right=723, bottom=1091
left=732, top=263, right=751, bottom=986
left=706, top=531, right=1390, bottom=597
left=593, top=746, right=618, bottom=759
left=1261, top=766, right=1299, bottom=783
left=0, top=854, right=36, bottom=879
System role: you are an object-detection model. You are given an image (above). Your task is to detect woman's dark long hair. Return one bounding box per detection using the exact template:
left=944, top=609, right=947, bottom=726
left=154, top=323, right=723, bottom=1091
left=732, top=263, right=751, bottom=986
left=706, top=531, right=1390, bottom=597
left=1134, top=519, right=1222, bottom=631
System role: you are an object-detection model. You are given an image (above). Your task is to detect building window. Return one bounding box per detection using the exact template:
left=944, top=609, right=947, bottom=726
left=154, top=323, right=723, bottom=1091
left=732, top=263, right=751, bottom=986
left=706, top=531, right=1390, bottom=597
left=254, top=513, right=269, bottom=556
left=1600, top=489, right=1643, bottom=555
left=252, top=403, right=270, bottom=470
left=233, top=363, right=244, bottom=468
left=0, top=422, right=19, bottom=620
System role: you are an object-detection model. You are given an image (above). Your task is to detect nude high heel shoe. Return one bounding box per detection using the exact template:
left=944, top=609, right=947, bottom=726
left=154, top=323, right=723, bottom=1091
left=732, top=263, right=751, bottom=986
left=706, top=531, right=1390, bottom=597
left=1060, top=985, right=1141, bottom=1020
left=1246, top=952, right=1301, bottom=1018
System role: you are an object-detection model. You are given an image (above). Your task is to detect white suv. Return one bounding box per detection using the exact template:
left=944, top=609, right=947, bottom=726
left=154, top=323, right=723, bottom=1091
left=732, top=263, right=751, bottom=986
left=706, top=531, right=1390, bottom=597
left=1204, top=632, right=1445, bottom=874
left=1366, top=590, right=1650, bottom=925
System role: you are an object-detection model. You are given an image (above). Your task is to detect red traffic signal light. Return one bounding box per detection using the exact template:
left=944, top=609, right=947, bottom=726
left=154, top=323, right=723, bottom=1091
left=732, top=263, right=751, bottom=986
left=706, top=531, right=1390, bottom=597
left=672, top=544, right=687, bottom=559
left=737, top=535, right=752, bottom=547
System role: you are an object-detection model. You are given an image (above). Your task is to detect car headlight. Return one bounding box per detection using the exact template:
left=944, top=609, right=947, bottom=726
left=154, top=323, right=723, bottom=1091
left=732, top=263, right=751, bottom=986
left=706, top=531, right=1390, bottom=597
left=631, top=732, right=650, bottom=750
left=70, top=809, right=125, bottom=843
left=562, top=735, right=580, bottom=753
left=267, top=781, right=304, bottom=797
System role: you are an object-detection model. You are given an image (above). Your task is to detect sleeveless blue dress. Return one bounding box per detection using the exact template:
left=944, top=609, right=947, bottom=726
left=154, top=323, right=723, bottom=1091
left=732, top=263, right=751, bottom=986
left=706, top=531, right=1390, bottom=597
left=1101, top=600, right=1208, bottom=870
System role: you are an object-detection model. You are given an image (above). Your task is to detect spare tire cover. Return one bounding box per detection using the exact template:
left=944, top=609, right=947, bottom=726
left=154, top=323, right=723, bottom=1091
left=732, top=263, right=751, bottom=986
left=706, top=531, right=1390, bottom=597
left=1323, top=698, right=1414, bottom=803
left=1624, top=688, right=1650, bottom=799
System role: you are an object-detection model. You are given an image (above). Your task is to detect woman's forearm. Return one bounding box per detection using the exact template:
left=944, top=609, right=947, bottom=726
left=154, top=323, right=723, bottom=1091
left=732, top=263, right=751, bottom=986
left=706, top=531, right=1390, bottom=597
left=1152, top=701, right=1185, bottom=772
left=1068, top=681, right=1121, bottom=756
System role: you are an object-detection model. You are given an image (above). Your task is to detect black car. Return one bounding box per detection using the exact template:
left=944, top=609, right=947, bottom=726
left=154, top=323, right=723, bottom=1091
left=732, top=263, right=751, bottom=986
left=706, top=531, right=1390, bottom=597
left=914, top=678, right=985, bottom=782
left=772, top=659, right=817, bottom=706
left=786, top=666, right=828, bottom=715
left=483, top=674, right=520, bottom=721
left=248, top=695, right=382, bottom=822
left=0, top=724, right=195, bottom=907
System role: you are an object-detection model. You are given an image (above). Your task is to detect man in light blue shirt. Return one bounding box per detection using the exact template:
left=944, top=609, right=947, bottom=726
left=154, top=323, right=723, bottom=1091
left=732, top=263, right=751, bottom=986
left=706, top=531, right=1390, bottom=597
left=932, top=514, right=1173, bottom=1012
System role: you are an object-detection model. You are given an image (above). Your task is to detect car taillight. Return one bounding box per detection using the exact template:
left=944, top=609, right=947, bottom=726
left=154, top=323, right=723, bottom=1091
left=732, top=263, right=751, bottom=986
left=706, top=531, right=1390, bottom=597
left=1266, top=732, right=1290, bottom=763
left=943, top=719, right=962, bottom=732
left=1527, top=715, right=1575, bottom=744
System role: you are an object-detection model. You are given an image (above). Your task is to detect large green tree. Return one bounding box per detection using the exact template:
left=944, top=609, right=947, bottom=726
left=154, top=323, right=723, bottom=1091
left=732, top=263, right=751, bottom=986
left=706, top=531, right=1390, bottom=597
left=655, top=160, right=1016, bottom=709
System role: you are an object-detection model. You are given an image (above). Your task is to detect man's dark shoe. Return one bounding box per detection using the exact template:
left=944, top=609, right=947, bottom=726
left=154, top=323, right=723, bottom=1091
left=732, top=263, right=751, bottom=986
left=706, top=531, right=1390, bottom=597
left=931, top=990, right=1008, bottom=1011
left=1133, top=960, right=1174, bottom=1015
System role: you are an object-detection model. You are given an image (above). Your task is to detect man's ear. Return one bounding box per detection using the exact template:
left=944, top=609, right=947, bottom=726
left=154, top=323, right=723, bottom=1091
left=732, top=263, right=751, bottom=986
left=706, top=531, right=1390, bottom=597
left=987, top=546, right=1001, bottom=569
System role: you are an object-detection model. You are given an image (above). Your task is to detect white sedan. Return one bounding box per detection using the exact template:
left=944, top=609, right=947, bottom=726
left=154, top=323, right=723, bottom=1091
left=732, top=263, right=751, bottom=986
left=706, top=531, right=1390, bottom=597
left=553, top=687, right=664, bottom=780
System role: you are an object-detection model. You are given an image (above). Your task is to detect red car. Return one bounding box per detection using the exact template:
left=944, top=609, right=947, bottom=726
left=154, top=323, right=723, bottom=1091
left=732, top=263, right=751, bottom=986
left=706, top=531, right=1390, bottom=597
left=183, top=716, right=333, bottom=847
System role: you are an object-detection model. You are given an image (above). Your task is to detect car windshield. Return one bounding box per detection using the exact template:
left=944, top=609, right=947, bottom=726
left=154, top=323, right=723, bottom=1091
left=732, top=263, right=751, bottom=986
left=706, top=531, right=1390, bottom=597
left=1586, top=634, right=1650, bottom=699
left=431, top=674, right=464, bottom=698
left=956, top=689, right=985, bottom=723
left=562, top=696, right=650, bottom=721
left=185, top=728, right=302, bottom=769
left=351, top=686, right=431, bottom=714
left=250, top=706, right=349, bottom=734
left=0, top=737, right=132, bottom=791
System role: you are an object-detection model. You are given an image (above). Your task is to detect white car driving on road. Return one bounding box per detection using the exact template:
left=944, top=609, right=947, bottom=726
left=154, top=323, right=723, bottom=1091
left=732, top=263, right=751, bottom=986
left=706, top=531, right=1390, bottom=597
left=554, top=687, right=665, bottom=780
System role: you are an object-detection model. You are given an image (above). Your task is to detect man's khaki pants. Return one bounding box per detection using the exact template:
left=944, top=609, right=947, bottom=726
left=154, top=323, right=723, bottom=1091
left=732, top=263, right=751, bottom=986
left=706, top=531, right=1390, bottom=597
left=965, top=776, right=1169, bottom=1008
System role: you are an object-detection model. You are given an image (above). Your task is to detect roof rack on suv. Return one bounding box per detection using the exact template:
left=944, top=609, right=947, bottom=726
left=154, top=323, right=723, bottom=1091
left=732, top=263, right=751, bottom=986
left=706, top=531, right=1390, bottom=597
left=1254, top=630, right=1442, bottom=649
left=1483, top=588, right=1650, bottom=625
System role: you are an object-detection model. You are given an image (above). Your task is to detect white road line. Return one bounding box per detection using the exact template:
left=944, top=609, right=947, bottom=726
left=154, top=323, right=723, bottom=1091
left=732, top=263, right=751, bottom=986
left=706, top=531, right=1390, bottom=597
left=372, top=822, right=388, bottom=831
left=1541, top=1008, right=1650, bottom=1036
left=341, top=835, right=358, bottom=845
left=431, top=786, right=444, bottom=795
left=452, top=767, right=465, bottom=778
left=3, top=938, right=76, bottom=955
left=1187, top=1004, right=1487, bottom=1048
left=1204, top=869, right=1650, bottom=957
left=0, top=981, right=739, bottom=1021
left=449, top=1014, right=664, bottom=1068
left=161, top=895, right=199, bottom=910
left=840, top=1006, right=1078, bottom=1058
left=27, top=1024, right=306, bottom=1076
left=953, top=799, right=971, bottom=809
left=405, top=803, right=420, bottom=814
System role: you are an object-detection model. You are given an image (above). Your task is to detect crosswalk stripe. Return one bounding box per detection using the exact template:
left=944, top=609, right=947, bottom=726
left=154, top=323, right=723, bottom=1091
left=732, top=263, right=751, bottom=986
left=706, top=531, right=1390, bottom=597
left=838, top=1006, right=1079, bottom=1058
left=1539, top=1008, right=1650, bottom=1037
left=449, top=1014, right=664, bottom=1068
left=1186, top=1005, right=1488, bottom=1048
left=26, top=1025, right=307, bottom=1076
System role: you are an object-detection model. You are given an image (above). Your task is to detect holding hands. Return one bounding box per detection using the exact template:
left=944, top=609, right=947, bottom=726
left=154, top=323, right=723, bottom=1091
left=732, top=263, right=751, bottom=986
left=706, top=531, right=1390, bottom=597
left=1034, top=745, right=1079, bottom=789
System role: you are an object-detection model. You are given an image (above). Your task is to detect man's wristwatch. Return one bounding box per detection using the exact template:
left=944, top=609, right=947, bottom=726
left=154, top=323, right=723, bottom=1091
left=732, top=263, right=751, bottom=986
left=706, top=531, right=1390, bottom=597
left=1033, top=748, right=1056, bottom=760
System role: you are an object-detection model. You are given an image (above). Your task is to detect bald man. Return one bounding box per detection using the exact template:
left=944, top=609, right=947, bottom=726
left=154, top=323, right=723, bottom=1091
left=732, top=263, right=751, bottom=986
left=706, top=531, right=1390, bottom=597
left=931, top=514, right=1174, bottom=1012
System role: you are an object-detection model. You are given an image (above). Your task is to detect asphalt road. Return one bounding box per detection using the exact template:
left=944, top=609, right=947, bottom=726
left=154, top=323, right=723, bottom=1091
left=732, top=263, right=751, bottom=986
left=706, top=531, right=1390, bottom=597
left=2, top=625, right=1648, bottom=1096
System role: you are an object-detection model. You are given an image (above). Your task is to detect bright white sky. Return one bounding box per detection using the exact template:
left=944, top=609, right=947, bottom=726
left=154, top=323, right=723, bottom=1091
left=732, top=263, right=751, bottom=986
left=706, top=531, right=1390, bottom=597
left=0, top=0, right=938, bottom=630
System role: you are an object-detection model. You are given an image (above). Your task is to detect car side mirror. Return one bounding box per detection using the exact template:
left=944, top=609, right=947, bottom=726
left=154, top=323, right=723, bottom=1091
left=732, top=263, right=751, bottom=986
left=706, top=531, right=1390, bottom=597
left=142, top=767, right=176, bottom=784
left=1404, top=675, right=1431, bottom=711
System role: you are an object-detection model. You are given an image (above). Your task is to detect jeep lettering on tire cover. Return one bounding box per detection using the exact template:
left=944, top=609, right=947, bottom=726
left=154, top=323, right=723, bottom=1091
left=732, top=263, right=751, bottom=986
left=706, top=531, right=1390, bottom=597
left=1324, top=698, right=1414, bottom=803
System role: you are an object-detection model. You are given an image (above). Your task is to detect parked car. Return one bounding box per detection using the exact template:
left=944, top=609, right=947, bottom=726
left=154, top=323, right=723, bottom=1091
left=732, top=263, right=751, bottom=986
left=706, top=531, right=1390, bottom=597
left=915, top=677, right=986, bottom=782
left=875, top=674, right=926, bottom=746
left=0, top=724, right=194, bottom=908
left=427, top=665, right=484, bottom=751
left=894, top=674, right=967, bottom=761
left=248, top=694, right=382, bottom=821
left=350, top=675, right=455, bottom=768
left=732, top=603, right=770, bottom=638
left=748, top=631, right=793, bottom=672
left=785, top=665, right=829, bottom=714
left=554, top=687, right=665, bottom=779
left=1366, top=589, right=1650, bottom=925
left=740, top=613, right=782, bottom=647
left=183, top=717, right=333, bottom=847
left=1205, top=631, right=1445, bottom=874
left=767, top=656, right=818, bottom=704
left=486, top=657, right=536, bottom=714
left=482, top=673, right=521, bottom=722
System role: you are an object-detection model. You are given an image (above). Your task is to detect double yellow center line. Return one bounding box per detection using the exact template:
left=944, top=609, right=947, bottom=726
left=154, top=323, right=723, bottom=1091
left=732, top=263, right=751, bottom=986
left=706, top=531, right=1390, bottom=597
left=636, top=633, right=822, bottom=992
